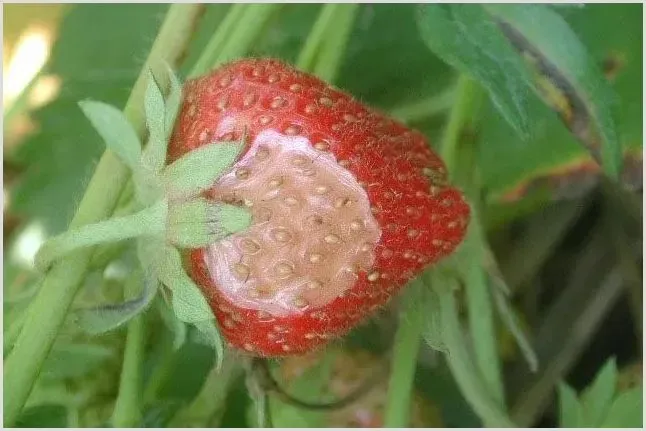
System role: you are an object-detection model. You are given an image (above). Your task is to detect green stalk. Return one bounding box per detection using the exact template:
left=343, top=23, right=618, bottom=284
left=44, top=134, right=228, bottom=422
left=189, top=3, right=247, bottom=77
left=143, top=333, right=178, bottom=404
left=390, top=86, right=456, bottom=124
left=439, top=75, right=479, bottom=174
left=295, top=4, right=343, bottom=71
left=190, top=3, right=281, bottom=78
left=111, top=274, right=147, bottom=427
left=312, top=4, right=360, bottom=82
left=2, top=5, right=206, bottom=426
left=439, top=73, right=505, bottom=405
left=439, top=287, right=515, bottom=427
left=384, top=285, right=424, bottom=428
left=463, top=213, right=505, bottom=404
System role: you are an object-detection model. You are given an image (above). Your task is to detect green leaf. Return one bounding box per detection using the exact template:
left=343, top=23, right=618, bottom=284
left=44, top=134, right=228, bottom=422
left=192, top=319, right=225, bottom=371
left=581, top=357, right=618, bottom=426
left=485, top=4, right=621, bottom=179
left=162, top=141, right=243, bottom=199
left=558, top=382, right=583, bottom=427
left=479, top=5, right=641, bottom=205
left=601, top=386, right=643, bottom=428
left=416, top=4, right=533, bottom=138
left=75, top=272, right=158, bottom=335
left=78, top=100, right=142, bottom=169
left=156, top=246, right=214, bottom=324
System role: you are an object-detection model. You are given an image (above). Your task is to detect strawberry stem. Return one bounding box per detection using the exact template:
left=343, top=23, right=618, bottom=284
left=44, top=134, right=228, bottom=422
left=390, top=86, right=456, bottom=124
left=190, top=4, right=282, bottom=78
left=110, top=273, right=147, bottom=427
left=439, top=75, right=482, bottom=176
left=188, top=4, right=247, bottom=77
left=438, top=284, right=516, bottom=427
left=296, top=4, right=343, bottom=72
left=309, top=4, right=360, bottom=82
left=34, top=200, right=167, bottom=272
left=438, top=72, right=508, bottom=408
left=384, top=280, right=424, bottom=427
left=2, top=5, right=206, bottom=425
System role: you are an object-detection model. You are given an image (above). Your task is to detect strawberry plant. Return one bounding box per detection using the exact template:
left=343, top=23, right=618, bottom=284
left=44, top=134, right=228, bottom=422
left=4, top=4, right=642, bottom=428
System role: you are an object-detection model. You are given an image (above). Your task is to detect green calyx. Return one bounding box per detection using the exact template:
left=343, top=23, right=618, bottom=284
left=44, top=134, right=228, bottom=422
left=34, top=66, right=251, bottom=367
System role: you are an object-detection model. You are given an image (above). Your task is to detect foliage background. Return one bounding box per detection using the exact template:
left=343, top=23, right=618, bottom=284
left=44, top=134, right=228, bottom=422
left=3, top=3, right=642, bottom=428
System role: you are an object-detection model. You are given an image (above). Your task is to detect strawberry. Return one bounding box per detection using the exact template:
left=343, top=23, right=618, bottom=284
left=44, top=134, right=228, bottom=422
left=168, top=58, right=470, bottom=357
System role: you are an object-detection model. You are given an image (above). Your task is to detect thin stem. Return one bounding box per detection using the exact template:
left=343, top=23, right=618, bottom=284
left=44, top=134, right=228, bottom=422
left=439, top=73, right=505, bottom=405
left=111, top=274, right=147, bottom=427
left=439, top=75, right=479, bottom=175
left=312, top=4, right=360, bottom=83
left=143, top=334, right=177, bottom=404
left=390, top=86, right=456, bottom=124
left=463, top=214, right=505, bottom=405
left=188, top=4, right=247, bottom=77
left=2, top=5, right=206, bottom=426
left=438, top=286, right=516, bottom=428
left=295, top=4, right=343, bottom=71
left=210, top=4, right=281, bottom=71
left=384, top=295, right=423, bottom=427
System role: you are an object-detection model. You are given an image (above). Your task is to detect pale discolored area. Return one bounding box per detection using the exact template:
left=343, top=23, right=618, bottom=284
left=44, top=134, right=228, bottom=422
left=203, top=129, right=381, bottom=317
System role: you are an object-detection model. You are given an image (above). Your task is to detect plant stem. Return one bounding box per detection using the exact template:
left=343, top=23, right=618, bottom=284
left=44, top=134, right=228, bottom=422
left=390, top=86, right=456, bottom=124
left=192, top=4, right=281, bottom=77
left=462, top=215, right=505, bottom=405
left=384, top=287, right=423, bottom=428
left=439, top=75, right=479, bottom=175
left=111, top=274, right=146, bottom=427
left=188, top=4, right=247, bottom=77
left=439, top=73, right=505, bottom=405
left=143, top=333, right=177, bottom=404
left=312, top=4, right=360, bottom=83
left=438, top=286, right=515, bottom=427
left=295, top=4, right=343, bottom=71
left=2, top=5, right=205, bottom=426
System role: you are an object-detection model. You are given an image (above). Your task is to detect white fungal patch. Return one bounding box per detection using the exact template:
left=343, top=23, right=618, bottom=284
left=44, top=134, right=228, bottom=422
left=203, top=130, right=381, bottom=317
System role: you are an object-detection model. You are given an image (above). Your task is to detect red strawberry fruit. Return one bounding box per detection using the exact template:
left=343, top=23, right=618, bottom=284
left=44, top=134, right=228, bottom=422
left=168, top=58, right=470, bottom=357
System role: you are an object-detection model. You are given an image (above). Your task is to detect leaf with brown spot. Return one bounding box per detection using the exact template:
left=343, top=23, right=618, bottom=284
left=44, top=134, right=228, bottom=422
left=485, top=4, right=622, bottom=179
